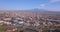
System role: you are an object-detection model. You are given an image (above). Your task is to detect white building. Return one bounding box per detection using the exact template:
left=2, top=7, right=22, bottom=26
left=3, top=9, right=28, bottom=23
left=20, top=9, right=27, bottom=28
left=0, top=20, right=4, bottom=25
left=47, top=22, right=53, bottom=26
left=0, top=20, right=4, bottom=23
left=18, top=21, right=24, bottom=24
left=3, top=21, right=11, bottom=25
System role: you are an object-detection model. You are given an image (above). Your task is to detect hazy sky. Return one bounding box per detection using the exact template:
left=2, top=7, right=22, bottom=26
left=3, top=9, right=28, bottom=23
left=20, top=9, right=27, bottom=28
left=0, top=0, right=60, bottom=11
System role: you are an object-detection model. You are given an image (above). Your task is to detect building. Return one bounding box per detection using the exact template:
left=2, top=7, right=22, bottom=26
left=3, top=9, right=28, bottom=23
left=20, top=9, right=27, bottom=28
left=7, top=26, right=17, bottom=32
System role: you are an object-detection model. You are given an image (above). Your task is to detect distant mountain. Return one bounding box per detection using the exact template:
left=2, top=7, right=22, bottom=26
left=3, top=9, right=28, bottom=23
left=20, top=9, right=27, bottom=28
left=31, top=8, right=47, bottom=12
left=28, top=8, right=60, bottom=13
left=25, top=8, right=60, bottom=15
left=0, top=8, right=60, bottom=13
left=27, top=8, right=51, bottom=13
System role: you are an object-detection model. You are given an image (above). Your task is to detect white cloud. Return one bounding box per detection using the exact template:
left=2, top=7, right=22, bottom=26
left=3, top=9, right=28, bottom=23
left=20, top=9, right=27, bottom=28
left=38, top=4, right=46, bottom=9
left=50, top=0, right=60, bottom=3
left=40, top=4, right=46, bottom=7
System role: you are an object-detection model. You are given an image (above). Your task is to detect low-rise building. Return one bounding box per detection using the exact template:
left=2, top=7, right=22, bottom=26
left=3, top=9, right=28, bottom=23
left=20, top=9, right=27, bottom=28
left=0, top=20, right=4, bottom=25
left=3, top=18, right=11, bottom=21
left=7, top=26, right=17, bottom=32
left=3, top=21, right=11, bottom=25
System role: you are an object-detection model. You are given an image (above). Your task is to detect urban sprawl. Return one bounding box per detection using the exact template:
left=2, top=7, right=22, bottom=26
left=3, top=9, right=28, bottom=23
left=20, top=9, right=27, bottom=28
left=0, top=12, right=60, bottom=32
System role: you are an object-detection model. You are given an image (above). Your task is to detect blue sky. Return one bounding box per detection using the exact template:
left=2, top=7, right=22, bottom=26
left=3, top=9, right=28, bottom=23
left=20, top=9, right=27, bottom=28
left=0, top=0, right=60, bottom=11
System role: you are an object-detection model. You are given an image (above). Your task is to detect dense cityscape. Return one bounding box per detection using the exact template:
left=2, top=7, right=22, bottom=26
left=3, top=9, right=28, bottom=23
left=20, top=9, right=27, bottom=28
left=0, top=11, right=60, bottom=32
